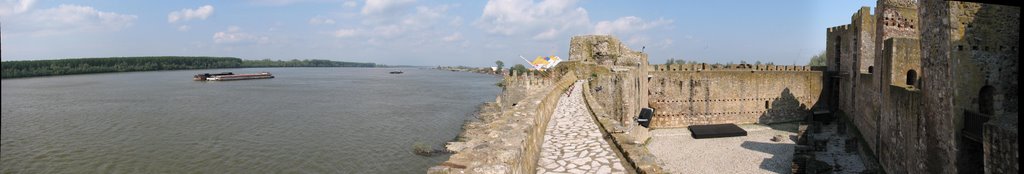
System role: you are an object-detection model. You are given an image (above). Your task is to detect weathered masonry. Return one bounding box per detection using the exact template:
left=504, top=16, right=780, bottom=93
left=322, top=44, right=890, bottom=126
left=826, top=0, right=1018, bottom=173
left=646, top=65, right=823, bottom=128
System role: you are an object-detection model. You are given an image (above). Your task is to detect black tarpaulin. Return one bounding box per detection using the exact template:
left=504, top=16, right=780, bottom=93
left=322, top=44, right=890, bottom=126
left=688, top=124, right=747, bottom=139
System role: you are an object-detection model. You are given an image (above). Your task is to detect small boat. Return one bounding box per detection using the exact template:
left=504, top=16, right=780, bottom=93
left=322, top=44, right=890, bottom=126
left=194, top=72, right=273, bottom=81
left=389, top=71, right=404, bottom=74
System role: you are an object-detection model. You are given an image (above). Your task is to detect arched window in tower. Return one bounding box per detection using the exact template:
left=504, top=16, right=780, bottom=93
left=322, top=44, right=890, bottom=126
left=906, top=69, right=917, bottom=86
left=868, top=66, right=873, bottom=74
left=979, top=85, right=995, bottom=115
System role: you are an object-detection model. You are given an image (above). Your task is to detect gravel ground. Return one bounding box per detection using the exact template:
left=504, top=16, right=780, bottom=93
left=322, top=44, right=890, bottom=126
left=648, top=124, right=797, bottom=174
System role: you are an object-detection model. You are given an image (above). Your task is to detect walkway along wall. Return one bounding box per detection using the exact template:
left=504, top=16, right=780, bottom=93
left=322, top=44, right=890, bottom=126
left=429, top=70, right=577, bottom=174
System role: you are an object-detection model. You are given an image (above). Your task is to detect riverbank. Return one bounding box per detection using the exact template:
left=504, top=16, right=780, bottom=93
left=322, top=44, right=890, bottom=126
left=429, top=69, right=578, bottom=173
left=1, top=57, right=380, bottom=79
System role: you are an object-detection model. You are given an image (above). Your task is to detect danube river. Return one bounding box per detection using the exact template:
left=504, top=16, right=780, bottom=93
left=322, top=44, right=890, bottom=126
left=1, top=68, right=500, bottom=173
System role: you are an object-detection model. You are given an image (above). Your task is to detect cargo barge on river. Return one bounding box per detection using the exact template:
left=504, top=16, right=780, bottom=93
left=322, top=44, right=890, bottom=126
left=193, top=72, right=274, bottom=81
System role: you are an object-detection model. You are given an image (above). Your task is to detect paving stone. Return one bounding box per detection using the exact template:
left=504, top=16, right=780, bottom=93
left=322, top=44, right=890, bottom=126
left=597, top=166, right=612, bottom=174
left=553, top=166, right=565, bottom=172
left=536, top=81, right=626, bottom=174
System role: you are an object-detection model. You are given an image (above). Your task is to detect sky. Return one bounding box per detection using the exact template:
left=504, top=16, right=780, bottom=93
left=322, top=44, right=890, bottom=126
left=1, top=0, right=877, bottom=66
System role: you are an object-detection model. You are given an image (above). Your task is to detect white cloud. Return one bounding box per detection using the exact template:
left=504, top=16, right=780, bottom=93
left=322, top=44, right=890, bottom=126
left=333, top=28, right=358, bottom=38
left=477, top=0, right=591, bottom=40
left=309, top=16, right=336, bottom=25
left=594, top=16, right=672, bottom=35
left=592, top=16, right=674, bottom=49
left=361, top=0, right=415, bottom=16
left=394, top=5, right=448, bottom=27
left=3, top=4, right=137, bottom=36
left=168, top=5, right=214, bottom=23
left=370, top=25, right=402, bottom=38
left=178, top=25, right=191, bottom=31
left=532, top=28, right=559, bottom=40
left=213, top=26, right=269, bottom=44
left=247, top=0, right=328, bottom=6
left=343, top=1, right=358, bottom=8
left=441, top=32, right=462, bottom=42
left=332, top=3, right=454, bottom=41
left=449, top=16, right=463, bottom=27
left=0, top=0, right=35, bottom=16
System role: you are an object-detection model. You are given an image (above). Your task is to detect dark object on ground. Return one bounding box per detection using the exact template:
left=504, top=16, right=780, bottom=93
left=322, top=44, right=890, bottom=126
left=812, top=110, right=833, bottom=124
left=413, top=142, right=448, bottom=157
left=791, top=154, right=812, bottom=174
left=637, top=108, right=654, bottom=128
left=390, top=71, right=404, bottom=74
left=792, top=154, right=834, bottom=174
left=811, top=135, right=830, bottom=151
left=688, top=124, right=747, bottom=139
left=772, top=134, right=786, bottom=142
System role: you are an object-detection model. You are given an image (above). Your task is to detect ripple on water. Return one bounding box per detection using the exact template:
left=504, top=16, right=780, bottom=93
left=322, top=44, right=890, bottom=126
left=2, top=68, right=499, bottom=173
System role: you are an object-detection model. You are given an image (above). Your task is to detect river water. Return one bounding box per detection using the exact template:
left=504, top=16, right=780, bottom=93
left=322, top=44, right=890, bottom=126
left=0, top=68, right=500, bottom=173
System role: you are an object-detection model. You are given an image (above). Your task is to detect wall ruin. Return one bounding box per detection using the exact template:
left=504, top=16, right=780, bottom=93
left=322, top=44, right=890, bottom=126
left=646, top=66, right=822, bottom=128
left=827, top=0, right=1018, bottom=173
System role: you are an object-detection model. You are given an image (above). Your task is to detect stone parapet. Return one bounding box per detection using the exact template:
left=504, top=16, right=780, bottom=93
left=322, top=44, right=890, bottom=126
left=582, top=79, right=666, bottom=174
left=429, top=71, right=578, bottom=174
left=649, top=64, right=815, bottom=72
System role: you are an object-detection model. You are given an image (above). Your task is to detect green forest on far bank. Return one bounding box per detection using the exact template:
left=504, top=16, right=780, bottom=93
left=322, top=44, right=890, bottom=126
left=1, top=56, right=379, bottom=79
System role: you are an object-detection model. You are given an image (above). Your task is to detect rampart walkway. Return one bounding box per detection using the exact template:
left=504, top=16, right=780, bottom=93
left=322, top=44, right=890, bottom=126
left=536, top=81, right=626, bottom=174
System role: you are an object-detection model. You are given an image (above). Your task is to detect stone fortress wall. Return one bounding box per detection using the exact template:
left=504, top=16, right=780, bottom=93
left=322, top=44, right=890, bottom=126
left=431, top=1, right=1018, bottom=170
left=430, top=69, right=578, bottom=174
left=570, top=35, right=650, bottom=127
left=646, top=64, right=823, bottom=128
left=827, top=0, right=1018, bottom=173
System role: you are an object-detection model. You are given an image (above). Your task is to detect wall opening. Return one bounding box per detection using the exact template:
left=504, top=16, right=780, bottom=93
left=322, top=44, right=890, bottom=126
left=906, top=69, right=917, bottom=86
left=979, top=85, right=995, bottom=115
left=960, top=85, right=993, bottom=173
left=835, top=36, right=842, bottom=68
left=868, top=66, right=873, bottom=74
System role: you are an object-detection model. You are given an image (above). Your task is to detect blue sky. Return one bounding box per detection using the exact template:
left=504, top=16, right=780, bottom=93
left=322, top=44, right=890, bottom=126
left=1, top=0, right=876, bottom=66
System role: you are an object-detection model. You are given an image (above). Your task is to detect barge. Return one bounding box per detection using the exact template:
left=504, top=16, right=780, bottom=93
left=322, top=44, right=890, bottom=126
left=194, top=72, right=274, bottom=81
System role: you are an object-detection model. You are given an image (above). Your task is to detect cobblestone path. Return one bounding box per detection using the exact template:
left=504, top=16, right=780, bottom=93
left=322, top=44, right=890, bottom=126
left=536, top=81, right=626, bottom=174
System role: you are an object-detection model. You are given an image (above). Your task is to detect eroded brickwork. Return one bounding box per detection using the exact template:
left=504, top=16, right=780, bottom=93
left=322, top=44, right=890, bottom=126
left=646, top=66, right=822, bottom=128
left=827, top=0, right=1018, bottom=173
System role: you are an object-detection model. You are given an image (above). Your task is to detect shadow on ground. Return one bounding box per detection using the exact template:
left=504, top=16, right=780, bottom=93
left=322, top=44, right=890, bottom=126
left=741, top=141, right=797, bottom=173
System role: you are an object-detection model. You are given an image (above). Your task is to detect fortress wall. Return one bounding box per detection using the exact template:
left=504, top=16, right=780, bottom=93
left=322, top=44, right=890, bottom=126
left=825, top=1, right=1019, bottom=173
left=877, top=86, right=926, bottom=173
left=517, top=72, right=578, bottom=173
left=570, top=35, right=650, bottom=125
left=946, top=2, right=1019, bottom=174
left=853, top=73, right=880, bottom=151
left=431, top=70, right=578, bottom=174
left=647, top=70, right=822, bottom=128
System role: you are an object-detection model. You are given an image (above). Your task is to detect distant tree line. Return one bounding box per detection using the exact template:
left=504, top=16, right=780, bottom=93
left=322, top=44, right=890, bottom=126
left=1, top=56, right=378, bottom=79
left=240, top=59, right=377, bottom=68
left=807, top=51, right=826, bottom=66
left=664, top=58, right=697, bottom=65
